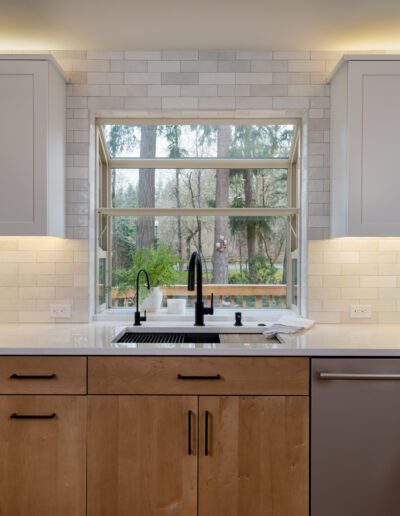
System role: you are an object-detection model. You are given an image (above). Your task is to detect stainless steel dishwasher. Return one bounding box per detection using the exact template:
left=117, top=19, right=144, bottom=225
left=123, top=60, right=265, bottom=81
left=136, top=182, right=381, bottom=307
left=312, top=358, right=400, bottom=516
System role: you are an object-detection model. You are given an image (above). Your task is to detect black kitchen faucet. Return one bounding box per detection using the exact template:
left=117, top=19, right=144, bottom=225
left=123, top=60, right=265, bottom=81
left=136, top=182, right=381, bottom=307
left=187, top=251, right=214, bottom=326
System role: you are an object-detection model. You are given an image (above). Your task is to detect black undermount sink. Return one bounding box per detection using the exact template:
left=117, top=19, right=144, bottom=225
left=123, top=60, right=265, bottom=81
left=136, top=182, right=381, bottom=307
left=115, top=331, right=220, bottom=344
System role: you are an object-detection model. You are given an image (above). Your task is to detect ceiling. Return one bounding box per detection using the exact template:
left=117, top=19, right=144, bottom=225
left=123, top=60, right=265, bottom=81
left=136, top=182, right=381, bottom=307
left=1, top=0, right=400, bottom=51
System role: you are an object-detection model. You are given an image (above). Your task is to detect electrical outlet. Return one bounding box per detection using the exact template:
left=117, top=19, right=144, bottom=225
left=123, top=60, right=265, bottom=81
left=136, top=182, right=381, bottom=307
left=350, top=304, right=372, bottom=319
left=50, top=304, right=71, bottom=318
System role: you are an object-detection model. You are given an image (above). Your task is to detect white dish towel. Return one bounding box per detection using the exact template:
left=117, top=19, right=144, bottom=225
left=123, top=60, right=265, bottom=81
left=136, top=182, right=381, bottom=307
left=263, top=316, right=315, bottom=339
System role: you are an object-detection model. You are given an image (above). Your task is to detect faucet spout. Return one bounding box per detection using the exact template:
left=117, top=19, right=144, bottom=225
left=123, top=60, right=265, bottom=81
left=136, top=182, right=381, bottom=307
left=134, top=268, right=151, bottom=326
left=187, top=251, right=214, bottom=326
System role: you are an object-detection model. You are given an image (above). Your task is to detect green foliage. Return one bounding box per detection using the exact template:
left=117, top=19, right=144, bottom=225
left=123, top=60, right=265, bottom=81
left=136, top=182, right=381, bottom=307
left=113, top=244, right=180, bottom=300
left=229, top=254, right=281, bottom=284
left=104, top=123, right=294, bottom=301
left=106, top=125, right=137, bottom=157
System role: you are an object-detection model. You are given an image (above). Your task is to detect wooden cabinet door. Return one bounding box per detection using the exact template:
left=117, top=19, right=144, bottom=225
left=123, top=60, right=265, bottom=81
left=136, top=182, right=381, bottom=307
left=198, top=396, right=309, bottom=516
left=87, top=395, right=197, bottom=516
left=0, top=396, right=86, bottom=516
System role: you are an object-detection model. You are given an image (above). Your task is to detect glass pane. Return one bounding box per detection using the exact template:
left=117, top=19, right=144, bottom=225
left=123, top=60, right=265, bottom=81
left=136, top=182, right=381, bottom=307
left=291, top=257, right=298, bottom=306
left=97, top=257, right=106, bottom=308
left=109, top=215, right=287, bottom=309
left=112, top=168, right=288, bottom=208
left=101, top=124, right=295, bottom=159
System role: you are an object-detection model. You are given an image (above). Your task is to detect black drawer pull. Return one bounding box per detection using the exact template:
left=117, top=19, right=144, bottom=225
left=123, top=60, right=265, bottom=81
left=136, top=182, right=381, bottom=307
left=177, top=374, right=221, bottom=380
left=205, top=410, right=210, bottom=456
left=187, top=410, right=192, bottom=456
left=10, top=413, right=56, bottom=420
left=10, top=373, right=57, bottom=380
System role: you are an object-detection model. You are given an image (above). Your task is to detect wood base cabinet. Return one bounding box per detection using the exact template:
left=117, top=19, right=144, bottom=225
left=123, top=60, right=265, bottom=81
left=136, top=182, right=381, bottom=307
left=0, top=396, right=86, bottom=516
left=87, top=396, right=198, bottom=516
left=87, top=357, right=309, bottom=516
left=199, top=396, right=309, bottom=516
left=87, top=395, right=309, bottom=516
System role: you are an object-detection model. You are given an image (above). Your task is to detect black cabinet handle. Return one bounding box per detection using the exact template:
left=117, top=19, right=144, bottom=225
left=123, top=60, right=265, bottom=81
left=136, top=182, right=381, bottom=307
left=188, top=410, right=192, bottom=455
left=205, top=410, right=210, bottom=456
left=177, top=374, right=221, bottom=380
left=10, top=413, right=56, bottom=420
left=10, top=373, right=57, bottom=380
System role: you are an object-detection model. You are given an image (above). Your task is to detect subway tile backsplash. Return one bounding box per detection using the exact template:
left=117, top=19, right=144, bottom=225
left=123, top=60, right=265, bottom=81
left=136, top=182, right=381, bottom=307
left=308, top=239, right=400, bottom=324
left=0, top=238, right=88, bottom=323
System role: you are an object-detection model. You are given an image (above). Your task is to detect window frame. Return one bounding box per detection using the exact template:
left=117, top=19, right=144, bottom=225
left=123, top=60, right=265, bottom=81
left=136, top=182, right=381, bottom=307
left=95, top=118, right=301, bottom=314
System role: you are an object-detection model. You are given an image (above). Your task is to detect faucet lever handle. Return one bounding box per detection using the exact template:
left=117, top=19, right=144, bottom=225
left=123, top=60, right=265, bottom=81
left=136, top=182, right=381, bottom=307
left=141, top=310, right=147, bottom=322
left=204, top=293, right=214, bottom=316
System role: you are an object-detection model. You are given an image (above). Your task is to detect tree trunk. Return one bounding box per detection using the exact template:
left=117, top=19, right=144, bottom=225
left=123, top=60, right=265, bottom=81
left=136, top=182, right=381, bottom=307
left=175, top=170, right=183, bottom=269
left=244, top=169, right=257, bottom=282
left=196, top=170, right=202, bottom=253
left=213, top=126, right=230, bottom=286
left=137, top=125, right=156, bottom=250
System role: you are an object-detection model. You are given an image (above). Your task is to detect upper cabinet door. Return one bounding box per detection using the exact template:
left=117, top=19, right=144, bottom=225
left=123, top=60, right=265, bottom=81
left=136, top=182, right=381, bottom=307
left=330, top=58, right=400, bottom=237
left=0, top=58, right=66, bottom=236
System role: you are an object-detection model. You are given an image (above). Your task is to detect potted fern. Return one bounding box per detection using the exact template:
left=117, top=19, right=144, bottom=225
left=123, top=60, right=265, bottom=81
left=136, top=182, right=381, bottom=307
left=113, top=244, right=180, bottom=312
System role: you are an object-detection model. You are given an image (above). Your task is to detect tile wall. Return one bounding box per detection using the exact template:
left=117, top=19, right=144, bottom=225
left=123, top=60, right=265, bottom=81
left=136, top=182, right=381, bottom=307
left=0, top=49, right=399, bottom=323
left=308, top=239, right=400, bottom=323
left=0, top=238, right=88, bottom=322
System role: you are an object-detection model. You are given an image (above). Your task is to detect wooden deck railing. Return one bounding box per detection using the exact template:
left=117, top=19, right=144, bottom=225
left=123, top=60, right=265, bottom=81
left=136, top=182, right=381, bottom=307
left=111, top=284, right=287, bottom=308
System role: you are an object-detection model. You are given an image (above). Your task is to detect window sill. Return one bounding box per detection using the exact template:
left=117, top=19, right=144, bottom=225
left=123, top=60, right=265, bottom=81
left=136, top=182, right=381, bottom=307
left=93, top=307, right=298, bottom=324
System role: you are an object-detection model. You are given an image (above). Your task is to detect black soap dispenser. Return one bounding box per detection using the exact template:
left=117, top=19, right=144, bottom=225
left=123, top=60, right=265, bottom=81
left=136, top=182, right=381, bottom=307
left=234, top=312, right=243, bottom=327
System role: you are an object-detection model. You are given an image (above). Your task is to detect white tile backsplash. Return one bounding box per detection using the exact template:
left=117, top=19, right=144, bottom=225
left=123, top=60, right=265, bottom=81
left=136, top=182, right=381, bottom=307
left=0, top=239, right=88, bottom=323
left=308, top=239, right=400, bottom=324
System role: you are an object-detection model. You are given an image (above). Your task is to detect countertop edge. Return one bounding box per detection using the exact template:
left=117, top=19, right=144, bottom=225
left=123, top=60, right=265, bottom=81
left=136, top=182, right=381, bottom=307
left=2, top=347, right=400, bottom=356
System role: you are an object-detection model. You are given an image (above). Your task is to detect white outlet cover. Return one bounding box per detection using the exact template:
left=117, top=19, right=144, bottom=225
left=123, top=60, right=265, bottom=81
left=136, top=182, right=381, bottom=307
left=350, top=304, right=372, bottom=319
left=50, top=304, right=72, bottom=318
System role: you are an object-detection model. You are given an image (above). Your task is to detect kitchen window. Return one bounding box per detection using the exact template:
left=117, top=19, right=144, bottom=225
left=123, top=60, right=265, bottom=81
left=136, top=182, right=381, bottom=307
left=95, top=120, right=301, bottom=316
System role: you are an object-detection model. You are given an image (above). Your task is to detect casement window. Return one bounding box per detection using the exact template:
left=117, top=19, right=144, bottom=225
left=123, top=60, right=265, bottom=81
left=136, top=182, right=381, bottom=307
left=95, top=120, right=301, bottom=315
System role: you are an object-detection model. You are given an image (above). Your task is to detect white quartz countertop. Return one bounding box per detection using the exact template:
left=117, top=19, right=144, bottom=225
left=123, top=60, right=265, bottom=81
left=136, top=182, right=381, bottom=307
left=0, top=321, right=400, bottom=356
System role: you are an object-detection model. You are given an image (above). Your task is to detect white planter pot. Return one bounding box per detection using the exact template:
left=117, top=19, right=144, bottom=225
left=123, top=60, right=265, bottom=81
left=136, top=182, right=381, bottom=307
left=140, top=286, right=163, bottom=312
left=167, top=298, right=186, bottom=315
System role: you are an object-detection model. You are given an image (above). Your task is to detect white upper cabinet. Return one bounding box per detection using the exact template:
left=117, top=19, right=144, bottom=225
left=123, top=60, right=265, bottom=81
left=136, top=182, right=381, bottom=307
left=0, top=56, right=67, bottom=236
left=330, top=56, right=400, bottom=237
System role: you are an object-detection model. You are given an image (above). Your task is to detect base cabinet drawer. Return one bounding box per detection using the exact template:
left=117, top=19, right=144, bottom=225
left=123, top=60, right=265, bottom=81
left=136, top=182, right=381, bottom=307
left=0, top=357, right=87, bottom=394
left=88, top=357, right=309, bottom=395
left=0, top=396, right=86, bottom=515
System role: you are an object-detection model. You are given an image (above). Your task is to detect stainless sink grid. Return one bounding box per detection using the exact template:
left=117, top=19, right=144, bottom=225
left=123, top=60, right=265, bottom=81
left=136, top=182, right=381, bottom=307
left=117, top=332, right=186, bottom=344
left=115, top=331, right=220, bottom=344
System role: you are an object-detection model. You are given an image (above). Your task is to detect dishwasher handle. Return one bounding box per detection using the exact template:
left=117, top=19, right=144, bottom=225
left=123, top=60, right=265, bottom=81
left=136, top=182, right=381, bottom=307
left=319, top=372, right=400, bottom=380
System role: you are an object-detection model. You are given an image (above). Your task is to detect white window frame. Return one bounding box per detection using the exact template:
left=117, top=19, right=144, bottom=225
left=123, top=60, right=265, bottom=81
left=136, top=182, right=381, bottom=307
left=95, top=118, right=301, bottom=314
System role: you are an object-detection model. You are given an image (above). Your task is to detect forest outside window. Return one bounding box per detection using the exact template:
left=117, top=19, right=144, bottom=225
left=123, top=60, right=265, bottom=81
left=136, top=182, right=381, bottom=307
left=96, top=120, right=301, bottom=315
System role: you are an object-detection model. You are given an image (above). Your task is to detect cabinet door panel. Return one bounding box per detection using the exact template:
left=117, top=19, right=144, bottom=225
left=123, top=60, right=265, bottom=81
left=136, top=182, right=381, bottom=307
left=0, top=396, right=86, bottom=516
left=348, top=61, right=400, bottom=236
left=312, top=358, right=400, bottom=516
left=87, top=395, right=197, bottom=516
left=199, top=396, right=309, bottom=516
left=0, top=61, right=47, bottom=235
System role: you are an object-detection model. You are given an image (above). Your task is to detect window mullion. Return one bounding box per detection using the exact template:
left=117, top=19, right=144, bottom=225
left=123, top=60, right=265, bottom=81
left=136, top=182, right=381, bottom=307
left=108, top=158, right=290, bottom=170
left=98, top=208, right=299, bottom=217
